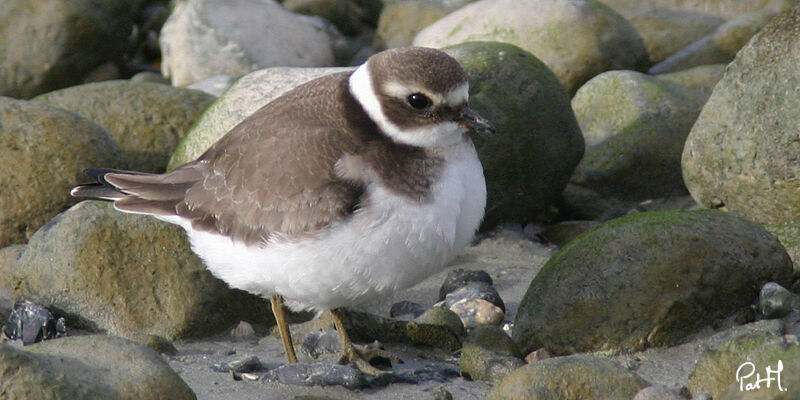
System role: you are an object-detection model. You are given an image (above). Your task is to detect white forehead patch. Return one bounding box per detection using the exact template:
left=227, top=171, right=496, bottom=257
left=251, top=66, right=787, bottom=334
left=446, top=82, right=469, bottom=106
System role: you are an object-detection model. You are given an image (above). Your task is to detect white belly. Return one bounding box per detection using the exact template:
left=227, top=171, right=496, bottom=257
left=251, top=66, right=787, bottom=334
left=179, top=141, right=485, bottom=312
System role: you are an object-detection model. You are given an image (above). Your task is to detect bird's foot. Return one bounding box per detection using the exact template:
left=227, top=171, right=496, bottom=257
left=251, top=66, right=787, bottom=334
left=338, top=341, right=395, bottom=376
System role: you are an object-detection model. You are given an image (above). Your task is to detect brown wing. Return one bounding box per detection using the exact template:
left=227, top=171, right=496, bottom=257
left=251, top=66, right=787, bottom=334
left=96, top=73, right=366, bottom=245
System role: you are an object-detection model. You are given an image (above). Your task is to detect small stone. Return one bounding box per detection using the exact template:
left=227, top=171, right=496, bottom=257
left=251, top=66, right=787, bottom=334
left=261, top=362, right=367, bottom=389
left=524, top=348, right=552, bottom=363
left=449, top=298, right=504, bottom=329
left=444, top=282, right=505, bottom=312
left=414, top=305, right=466, bottom=338
left=759, top=282, right=796, bottom=319
left=438, top=269, right=493, bottom=301
left=300, top=330, right=341, bottom=359
left=389, top=301, right=425, bottom=320
left=2, top=300, right=65, bottom=345
left=230, top=321, right=256, bottom=338
left=213, top=355, right=262, bottom=373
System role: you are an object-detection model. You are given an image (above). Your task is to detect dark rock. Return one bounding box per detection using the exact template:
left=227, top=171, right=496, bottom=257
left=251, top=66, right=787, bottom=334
left=0, top=334, right=196, bottom=400
left=682, top=6, right=800, bottom=225
left=438, top=269, right=493, bottom=301
left=261, top=362, right=367, bottom=389
left=2, top=300, right=65, bottom=345
left=389, top=301, right=425, bottom=320
left=759, top=282, right=797, bottom=319
left=444, top=282, right=505, bottom=313
left=537, top=221, right=600, bottom=246
left=442, top=42, right=584, bottom=226
left=33, top=80, right=215, bottom=172
left=514, top=210, right=794, bottom=356
left=12, top=201, right=273, bottom=340
left=766, top=222, right=800, bottom=277
left=486, top=354, right=648, bottom=400
left=0, top=98, right=123, bottom=247
left=0, top=0, right=137, bottom=98
left=300, top=330, right=341, bottom=359
left=213, top=355, right=263, bottom=373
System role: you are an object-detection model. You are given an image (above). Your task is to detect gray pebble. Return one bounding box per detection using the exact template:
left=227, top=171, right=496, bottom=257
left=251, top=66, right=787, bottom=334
left=760, top=282, right=796, bottom=319
left=444, top=282, right=505, bottom=312
left=438, top=269, right=493, bottom=301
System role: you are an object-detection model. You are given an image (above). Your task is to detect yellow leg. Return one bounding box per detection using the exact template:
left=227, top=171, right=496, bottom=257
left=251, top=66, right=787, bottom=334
left=270, top=295, right=297, bottom=363
left=330, top=308, right=387, bottom=376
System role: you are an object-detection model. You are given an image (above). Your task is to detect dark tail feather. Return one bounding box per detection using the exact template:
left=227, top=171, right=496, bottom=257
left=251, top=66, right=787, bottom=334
left=70, top=167, right=201, bottom=217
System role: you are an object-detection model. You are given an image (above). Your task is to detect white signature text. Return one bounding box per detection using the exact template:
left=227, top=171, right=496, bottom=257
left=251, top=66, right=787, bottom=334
left=736, top=360, right=788, bottom=392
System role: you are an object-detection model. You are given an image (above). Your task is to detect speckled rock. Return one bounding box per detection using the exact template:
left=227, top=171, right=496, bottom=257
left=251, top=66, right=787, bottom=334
left=630, top=8, right=724, bottom=64
left=11, top=201, right=273, bottom=340
left=160, top=0, right=337, bottom=87
left=687, top=332, right=800, bottom=399
left=414, top=0, right=650, bottom=94
left=514, top=210, right=794, bottom=356
left=442, top=42, right=584, bottom=226
left=0, top=98, right=123, bottom=248
left=0, top=0, right=137, bottom=98
left=599, top=0, right=791, bottom=19
left=759, top=282, right=797, bottom=319
left=459, top=326, right=523, bottom=382
left=0, top=245, right=22, bottom=319
left=0, top=334, right=195, bottom=400
left=571, top=70, right=707, bottom=201
left=486, top=354, right=648, bottom=400
left=33, top=80, right=215, bottom=172
left=682, top=6, right=800, bottom=225
left=375, top=0, right=475, bottom=49
left=167, top=66, right=351, bottom=169
left=650, top=9, right=778, bottom=74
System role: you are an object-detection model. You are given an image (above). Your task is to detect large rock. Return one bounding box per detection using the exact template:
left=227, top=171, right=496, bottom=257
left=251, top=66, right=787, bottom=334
left=513, top=210, right=793, bottom=356
left=0, top=335, right=195, bottom=400
left=0, top=97, right=123, bottom=248
left=570, top=70, right=707, bottom=201
left=629, top=8, right=724, bottom=64
left=33, top=81, right=215, bottom=172
left=486, top=355, right=648, bottom=400
left=12, top=201, right=273, bottom=340
left=168, top=66, right=351, bottom=169
left=413, top=0, right=649, bottom=94
left=765, top=222, right=800, bottom=277
left=649, top=9, right=778, bottom=74
left=682, top=6, right=800, bottom=225
left=599, top=0, right=791, bottom=19
left=0, top=0, right=137, bottom=98
left=687, top=332, right=800, bottom=399
left=160, top=0, right=337, bottom=86
left=443, top=42, right=584, bottom=226
left=374, top=0, right=475, bottom=49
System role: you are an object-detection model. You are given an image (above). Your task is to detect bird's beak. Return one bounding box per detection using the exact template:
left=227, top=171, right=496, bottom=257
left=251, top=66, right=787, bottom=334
left=459, top=107, right=494, bottom=137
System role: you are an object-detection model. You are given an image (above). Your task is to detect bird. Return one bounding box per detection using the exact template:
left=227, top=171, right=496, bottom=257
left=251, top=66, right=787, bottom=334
left=71, top=46, right=492, bottom=375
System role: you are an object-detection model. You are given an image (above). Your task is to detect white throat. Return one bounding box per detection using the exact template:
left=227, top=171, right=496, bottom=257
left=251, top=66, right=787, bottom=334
left=348, top=63, right=464, bottom=148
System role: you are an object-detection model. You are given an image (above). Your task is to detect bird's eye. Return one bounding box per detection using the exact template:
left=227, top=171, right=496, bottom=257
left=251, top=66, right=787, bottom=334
left=406, top=93, right=432, bottom=110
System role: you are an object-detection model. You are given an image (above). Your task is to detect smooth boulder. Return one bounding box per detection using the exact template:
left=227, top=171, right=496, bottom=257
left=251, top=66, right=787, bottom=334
left=514, top=210, right=793, bottom=356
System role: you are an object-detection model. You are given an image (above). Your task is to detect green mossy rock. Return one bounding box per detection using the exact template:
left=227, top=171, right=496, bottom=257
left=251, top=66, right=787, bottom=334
left=486, top=354, right=647, bottom=400
left=0, top=97, right=123, bottom=248
left=443, top=41, right=584, bottom=226
left=34, top=80, right=215, bottom=172
left=12, top=201, right=273, bottom=340
left=514, top=210, right=793, bottom=356
left=0, top=335, right=195, bottom=400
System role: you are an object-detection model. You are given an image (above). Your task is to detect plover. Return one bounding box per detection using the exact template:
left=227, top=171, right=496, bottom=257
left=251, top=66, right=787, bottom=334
left=71, top=47, right=492, bottom=375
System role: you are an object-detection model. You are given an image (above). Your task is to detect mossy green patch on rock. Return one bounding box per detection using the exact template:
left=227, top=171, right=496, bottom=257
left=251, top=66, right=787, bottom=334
left=486, top=354, right=647, bottom=400
left=12, top=201, right=273, bottom=340
left=443, top=41, right=584, bottom=226
left=513, top=210, right=793, bottom=356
